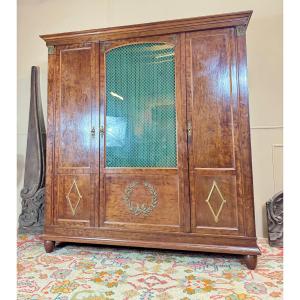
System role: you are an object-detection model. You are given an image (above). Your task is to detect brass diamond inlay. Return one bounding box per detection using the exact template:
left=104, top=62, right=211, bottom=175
left=205, top=181, right=227, bottom=223
left=66, top=179, right=82, bottom=216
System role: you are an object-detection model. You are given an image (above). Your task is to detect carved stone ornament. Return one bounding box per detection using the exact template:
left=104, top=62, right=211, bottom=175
left=18, top=66, right=46, bottom=234
left=123, top=181, right=158, bottom=216
left=266, top=191, right=283, bottom=247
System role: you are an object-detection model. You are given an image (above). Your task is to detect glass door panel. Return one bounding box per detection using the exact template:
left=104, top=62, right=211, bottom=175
left=105, top=43, right=177, bottom=168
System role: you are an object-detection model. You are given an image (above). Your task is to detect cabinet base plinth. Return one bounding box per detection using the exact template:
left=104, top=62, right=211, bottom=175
left=42, top=231, right=260, bottom=269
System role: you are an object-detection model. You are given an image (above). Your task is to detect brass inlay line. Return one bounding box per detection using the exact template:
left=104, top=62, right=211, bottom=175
left=205, top=180, right=227, bottom=223
left=66, top=179, right=82, bottom=216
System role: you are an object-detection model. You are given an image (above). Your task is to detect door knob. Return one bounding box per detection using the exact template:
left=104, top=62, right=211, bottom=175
left=91, top=127, right=95, bottom=136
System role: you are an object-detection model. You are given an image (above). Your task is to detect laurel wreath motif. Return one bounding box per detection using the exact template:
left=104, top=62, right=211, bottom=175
left=122, top=181, right=158, bottom=216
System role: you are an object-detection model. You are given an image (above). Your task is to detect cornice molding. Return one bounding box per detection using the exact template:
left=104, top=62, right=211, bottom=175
left=40, top=10, right=252, bottom=46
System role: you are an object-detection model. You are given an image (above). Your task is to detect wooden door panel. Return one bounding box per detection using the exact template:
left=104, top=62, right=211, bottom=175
left=187, top=30, right=235, bottom=168
left=192, top=175, right=239, bottom=234
left=102, top=173, right=180, bottom=232
left=186, top=28, right=244, bottom=235
left=56, top=46, right=93, bottom=170
left=55, top=174, right=93, bottom=227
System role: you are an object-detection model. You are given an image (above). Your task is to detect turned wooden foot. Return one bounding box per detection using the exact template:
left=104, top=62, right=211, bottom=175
left=243, top=255, right=257, bottom=270
left=44, top=240, right=55, bottom=253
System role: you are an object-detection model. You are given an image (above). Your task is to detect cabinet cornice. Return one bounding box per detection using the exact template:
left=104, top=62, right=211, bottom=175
left=40, top=10, right=252, bottom=46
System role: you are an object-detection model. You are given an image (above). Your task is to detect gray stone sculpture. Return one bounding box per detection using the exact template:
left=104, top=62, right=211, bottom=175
left=266, top=191, right=283, bottom=247
left=18, top=66, right=46, bottom=234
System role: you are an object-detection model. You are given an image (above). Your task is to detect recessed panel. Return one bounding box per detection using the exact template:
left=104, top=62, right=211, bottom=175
left=103, top=174, right=180, bottom=231
left=193, top=175, right=239, bottom=232
left=58, top=47, right=92, bottom=169
left=56, top=174, right=92, bottom=226
left=188, top=32, right=235, bottom=168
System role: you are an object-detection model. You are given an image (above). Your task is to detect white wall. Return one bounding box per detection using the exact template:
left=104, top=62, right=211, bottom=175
left=17, top=0, right=283, bottom=237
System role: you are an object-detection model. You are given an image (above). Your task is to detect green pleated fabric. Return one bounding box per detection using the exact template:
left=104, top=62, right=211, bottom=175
left=105, top=43, right=177, bottom=168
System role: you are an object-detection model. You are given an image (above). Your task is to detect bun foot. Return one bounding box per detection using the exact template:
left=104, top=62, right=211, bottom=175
left=44, top=240, right=55, bottom=253
left=243, top=255, right=257, bottom=270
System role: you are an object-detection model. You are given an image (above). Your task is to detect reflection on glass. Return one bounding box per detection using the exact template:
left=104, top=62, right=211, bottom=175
left=106, top=116, right=127, bottom=147
left=105, top=43, right=177, bottom=167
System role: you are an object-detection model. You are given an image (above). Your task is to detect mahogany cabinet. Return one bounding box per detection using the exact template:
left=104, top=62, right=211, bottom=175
left=41, top=11, right=260, bottom=269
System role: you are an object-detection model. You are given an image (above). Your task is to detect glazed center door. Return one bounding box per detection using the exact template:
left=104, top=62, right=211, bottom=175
left=99, top=35, right=189, bottom=232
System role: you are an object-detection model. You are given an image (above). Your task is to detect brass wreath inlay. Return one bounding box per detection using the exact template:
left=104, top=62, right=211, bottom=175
left=66, top=179, right=82, bottom=216
left=123, top=181, right=158, bottom=216
left=205, top=181, right=227, bottom=223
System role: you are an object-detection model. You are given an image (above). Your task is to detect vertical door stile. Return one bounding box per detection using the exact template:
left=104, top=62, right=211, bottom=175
left=99, top=41, right=106, bottom=228
left=179, top=32, right=191, bottom=233
left=185, top=32, right=196, bottom=232
left=91, top=42, right=100, bottom=227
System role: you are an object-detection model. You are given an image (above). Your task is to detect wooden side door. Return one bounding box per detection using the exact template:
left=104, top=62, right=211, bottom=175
left=99, top=34, right=190, bottom=232
left=52, top=42, right=100, bottom=227
left=186, top=28, right=245, bottom=235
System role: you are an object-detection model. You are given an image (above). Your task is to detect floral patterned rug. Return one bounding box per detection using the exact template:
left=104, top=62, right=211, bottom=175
left=17, top=235, right=283, bottom=300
